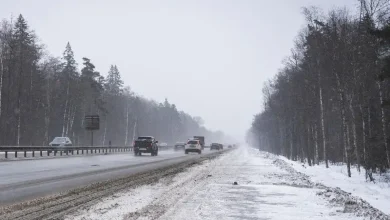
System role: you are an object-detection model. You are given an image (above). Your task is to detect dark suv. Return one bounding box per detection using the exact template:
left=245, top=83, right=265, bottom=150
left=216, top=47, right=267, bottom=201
left=210, top=143, right=222, bottom=150
left=174, top=142, right=186, bottom=151
left=133, top=136, right=159, bottom=156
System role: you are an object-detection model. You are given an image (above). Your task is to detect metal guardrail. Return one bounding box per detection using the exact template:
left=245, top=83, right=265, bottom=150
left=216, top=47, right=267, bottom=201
left=0, top=146, right=132, bottom=159
left=0, top=145, right=175, bottom=159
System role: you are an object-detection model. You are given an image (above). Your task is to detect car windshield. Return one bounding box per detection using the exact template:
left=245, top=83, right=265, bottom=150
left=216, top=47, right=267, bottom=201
left=53, top=137, right=66, bottom=143
left=137, top=137, right=152, bottom=140
left=187, top=141, right=198, bottom=145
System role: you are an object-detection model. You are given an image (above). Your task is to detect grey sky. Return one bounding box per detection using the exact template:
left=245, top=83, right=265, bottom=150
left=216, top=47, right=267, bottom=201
left=1, top=0, right=357, bottom=141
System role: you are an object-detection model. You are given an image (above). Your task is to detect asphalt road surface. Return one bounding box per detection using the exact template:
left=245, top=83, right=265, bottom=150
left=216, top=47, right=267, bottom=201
left=0, top=149, right=220, bottom=206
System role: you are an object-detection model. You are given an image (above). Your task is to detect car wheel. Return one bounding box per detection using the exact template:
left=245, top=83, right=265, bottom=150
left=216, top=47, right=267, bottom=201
left=198, top=150, right=202, bottom=154
left=185, top=150, right=188, bottom=154
left=155, top=151, right=158, bottom=156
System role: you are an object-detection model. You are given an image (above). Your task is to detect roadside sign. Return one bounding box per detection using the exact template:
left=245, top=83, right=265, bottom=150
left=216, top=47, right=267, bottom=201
left=85, top=115, right=100, bottom=130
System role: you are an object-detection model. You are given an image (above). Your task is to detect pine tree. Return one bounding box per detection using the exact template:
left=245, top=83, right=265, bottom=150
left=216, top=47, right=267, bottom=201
left=105, top=65, right=123, bottom=96
left=12, top=14, right=40, bottom=145
left=59, top=42, right=79, bottom=137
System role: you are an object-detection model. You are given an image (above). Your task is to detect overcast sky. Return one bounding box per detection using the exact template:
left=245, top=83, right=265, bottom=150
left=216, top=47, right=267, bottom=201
left=1, top=0, right=357, bottom=141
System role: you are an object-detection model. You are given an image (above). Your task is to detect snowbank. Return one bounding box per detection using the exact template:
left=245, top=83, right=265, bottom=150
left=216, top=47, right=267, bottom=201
left=279, top=156, right=390, bottom=215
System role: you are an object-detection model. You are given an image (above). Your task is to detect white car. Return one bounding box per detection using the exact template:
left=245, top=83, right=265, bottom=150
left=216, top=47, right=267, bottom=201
left=158, top=142, right=168, bottom=147
left=185, top=139, right=202, bottom=154
left=49, top=137, right=72, bottom=147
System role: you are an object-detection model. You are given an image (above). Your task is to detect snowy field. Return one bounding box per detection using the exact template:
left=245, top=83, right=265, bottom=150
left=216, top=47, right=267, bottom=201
left=279, top=156, right=390, bottom=216
left=64, top=146, right=386, bottom=220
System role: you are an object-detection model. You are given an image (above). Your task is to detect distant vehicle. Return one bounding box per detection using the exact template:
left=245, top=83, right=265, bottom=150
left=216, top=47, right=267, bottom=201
left=159, top=142, right=168, bottom=147
left=210, top=143, right=222, bottom=150
left=193, top=136, right=205, bottom=150
left=48, top=137, right=72, bottom=153
left=49, top=137, right=72, bottom=147
left=185, top=139, right=202, bottom=154
left=133, top=136, right=159, bottom=156
left=174, top=142, right=186, bottom=151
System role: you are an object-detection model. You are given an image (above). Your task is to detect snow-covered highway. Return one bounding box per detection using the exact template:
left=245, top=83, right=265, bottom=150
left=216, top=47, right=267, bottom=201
left=1, top=147, right=388, bottom=220
left=66, top=146, right=389, bottom=220
left=0, top=149, right=220, bottom=206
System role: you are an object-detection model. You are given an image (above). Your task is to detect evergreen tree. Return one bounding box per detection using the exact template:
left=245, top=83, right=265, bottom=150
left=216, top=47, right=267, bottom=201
left=105, top=65, right=123, bottom=96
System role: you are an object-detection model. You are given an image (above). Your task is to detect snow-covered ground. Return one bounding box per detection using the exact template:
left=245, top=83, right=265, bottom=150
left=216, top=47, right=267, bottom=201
left=66, top=147, right=387, bottom=220
left=279, top=156, right=390, bottom=216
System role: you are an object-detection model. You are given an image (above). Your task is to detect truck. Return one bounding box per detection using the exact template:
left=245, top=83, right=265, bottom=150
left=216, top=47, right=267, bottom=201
left=193, top=136, right=205, bottom=150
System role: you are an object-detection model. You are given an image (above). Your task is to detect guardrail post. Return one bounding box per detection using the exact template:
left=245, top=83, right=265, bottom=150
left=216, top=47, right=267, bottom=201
left=24, top=151, right=27, bottom=157
left=71, top=150, right=74, bottom=155
left=15, top=151, right=17, bottom=158
left=5, top=151, right=7, bottom=158
left=60, top=151, right=62, bottom=156
left=99, top=149, right=100, bottom=153
left=40, top=151, right=42, bottom=157
left=86, top=149, right=88, bottom=154
left=54, top=151, right=57, bottom=156
left=66, top=150, right=68, bottom=156
left=32, top=151, right=35, bottom=157
left=47, top=151, right=50, bottom=156
left=77, top=149, right=79, bottom=155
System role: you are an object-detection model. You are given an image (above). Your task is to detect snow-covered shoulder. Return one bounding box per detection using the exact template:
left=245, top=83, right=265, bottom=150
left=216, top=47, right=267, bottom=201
left=278, top=154, right=390, bottom=216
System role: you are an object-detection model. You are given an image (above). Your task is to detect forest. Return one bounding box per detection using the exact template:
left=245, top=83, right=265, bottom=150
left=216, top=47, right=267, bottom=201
left=0, top=14, right=227, bottom=147
left=249, top=0, right=390, bottom=177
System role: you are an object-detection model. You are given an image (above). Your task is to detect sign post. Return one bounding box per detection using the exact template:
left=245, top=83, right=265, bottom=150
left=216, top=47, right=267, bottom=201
left=85, top=115, right=100, bottom=146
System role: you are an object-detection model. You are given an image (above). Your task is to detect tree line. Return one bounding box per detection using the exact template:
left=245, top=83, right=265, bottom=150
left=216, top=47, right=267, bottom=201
left=249, top=0, right=390, bottom=177
left=0, top=14, right=227, bottom=147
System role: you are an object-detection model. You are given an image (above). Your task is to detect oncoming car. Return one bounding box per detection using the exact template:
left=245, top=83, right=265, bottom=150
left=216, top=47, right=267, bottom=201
left=48, top=137, right=72, bottom=153
left=49, top=137, right=72, bottom=147
left=185, top=139, right=202, bottom=154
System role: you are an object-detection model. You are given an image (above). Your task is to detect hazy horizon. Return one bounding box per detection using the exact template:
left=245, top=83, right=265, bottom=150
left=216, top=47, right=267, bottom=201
left=1, top=0, right=357, bottom=141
